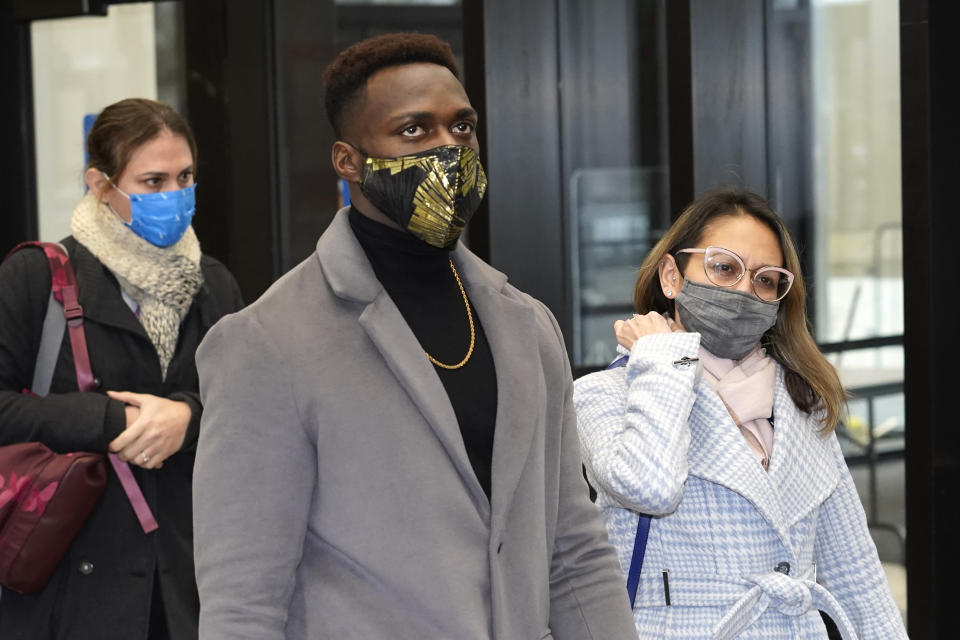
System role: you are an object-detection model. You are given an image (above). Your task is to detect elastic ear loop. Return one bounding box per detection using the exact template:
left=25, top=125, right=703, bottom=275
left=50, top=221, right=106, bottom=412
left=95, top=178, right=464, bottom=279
left=97, top=172, right=133, bottom=225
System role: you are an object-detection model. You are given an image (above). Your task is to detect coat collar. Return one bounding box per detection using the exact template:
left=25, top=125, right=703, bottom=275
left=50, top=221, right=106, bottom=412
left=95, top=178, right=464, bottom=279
left=65, top=239, right=150, bottom=340
left=687, top=366, right=839, bottom=541
left=767, top=368, right=840, bottom=529
left=315, top=208, right=511, bottom=304
left=316, top=209, right=539, bottom=529
left=470, top=268, right=539, bottom=539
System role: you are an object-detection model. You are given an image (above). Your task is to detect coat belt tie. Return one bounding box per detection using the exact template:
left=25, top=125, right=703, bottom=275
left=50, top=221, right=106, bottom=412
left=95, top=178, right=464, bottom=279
left=630, top=566, right=859, bottom=640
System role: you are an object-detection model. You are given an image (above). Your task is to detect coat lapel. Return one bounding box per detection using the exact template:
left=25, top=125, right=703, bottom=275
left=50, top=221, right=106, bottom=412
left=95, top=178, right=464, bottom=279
left=317, top=210, right=490, bottom=519
left=358, top=292, right=490, bottom=517
left=453, top=249, right=540, bottom=540
left=687, top=366, right=841, bottom=542
left=767, top=368, right=839, bottom=529
left=69, top=241, right=150, bottom=339
left=687, top=379, right=787, bottom=538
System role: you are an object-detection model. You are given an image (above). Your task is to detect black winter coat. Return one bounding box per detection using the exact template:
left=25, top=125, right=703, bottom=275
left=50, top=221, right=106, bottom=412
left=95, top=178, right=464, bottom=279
left=0, top=237, right=243, bottom=640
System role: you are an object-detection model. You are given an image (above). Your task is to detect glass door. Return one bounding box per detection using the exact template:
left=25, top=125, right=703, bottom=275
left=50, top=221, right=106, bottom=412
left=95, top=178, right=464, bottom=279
left=560, top=0, right=672, bottom=370
left=807, top=0, right=906, bottom=622
left=29, top=2, right=185, bottom=242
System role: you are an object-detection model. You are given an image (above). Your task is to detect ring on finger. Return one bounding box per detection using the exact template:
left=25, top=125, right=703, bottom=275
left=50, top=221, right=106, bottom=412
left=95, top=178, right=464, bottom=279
left=140, top=451, right=150, bottom=463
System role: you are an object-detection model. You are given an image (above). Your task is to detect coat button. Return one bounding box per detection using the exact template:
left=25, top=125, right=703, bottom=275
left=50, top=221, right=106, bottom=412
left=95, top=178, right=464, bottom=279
left=774, top=561, right=790, bottom=575
left=78, top=560, right=94, bottom=575
left=92, top=377, right=102, bottom=389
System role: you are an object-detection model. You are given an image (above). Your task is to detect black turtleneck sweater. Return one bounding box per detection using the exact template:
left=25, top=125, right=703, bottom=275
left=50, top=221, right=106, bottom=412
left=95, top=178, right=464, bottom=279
left=349, top=207, right=498, bottom=499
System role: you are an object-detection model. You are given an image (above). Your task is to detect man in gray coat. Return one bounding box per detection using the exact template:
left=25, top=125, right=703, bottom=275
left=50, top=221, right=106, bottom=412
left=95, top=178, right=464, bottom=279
left=193, top=32, right=636, bottom=640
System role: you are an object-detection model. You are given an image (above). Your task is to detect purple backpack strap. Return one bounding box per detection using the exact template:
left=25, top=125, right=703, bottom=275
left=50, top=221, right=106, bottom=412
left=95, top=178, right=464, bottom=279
left=5, top=242, right=158, bottom=534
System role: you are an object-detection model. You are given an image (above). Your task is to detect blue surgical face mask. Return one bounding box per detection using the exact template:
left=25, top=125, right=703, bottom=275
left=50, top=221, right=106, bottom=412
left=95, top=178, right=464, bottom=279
left=104, top=174, right=196, bottom=247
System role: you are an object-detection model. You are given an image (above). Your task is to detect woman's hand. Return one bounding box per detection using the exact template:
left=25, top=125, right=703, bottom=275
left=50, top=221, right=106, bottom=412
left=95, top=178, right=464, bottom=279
left=107, top=391, right=191, bottom=469
left=614, top=312, right=673, bottom=350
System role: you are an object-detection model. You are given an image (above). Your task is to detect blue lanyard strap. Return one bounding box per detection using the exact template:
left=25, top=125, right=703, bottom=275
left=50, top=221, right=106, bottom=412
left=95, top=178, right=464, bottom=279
left=604, top=353, right=652, bottom=609
left=627, top=515, right=651, bottom=608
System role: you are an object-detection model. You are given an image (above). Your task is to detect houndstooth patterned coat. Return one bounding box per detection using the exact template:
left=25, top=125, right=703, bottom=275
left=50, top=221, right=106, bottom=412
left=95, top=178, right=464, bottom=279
left=574, top=331, right=908, bottom=639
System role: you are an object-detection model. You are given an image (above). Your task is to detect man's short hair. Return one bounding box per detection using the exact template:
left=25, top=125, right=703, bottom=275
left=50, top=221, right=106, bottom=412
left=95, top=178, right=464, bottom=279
left=323, top=32, right=461, bottom=138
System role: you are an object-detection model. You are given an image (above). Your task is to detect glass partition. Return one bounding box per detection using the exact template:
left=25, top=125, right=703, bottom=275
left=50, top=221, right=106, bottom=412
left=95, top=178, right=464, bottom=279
left=562, top=0, right=671, bottom=370
left=571, top=166, right=668, bottom=366
left=808, top=0, right=905, bottom=623
left=30, top=2, right=185, bottom=243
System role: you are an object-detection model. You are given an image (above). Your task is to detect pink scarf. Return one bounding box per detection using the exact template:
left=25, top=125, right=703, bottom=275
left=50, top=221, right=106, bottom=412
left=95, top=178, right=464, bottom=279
left=699, top=345, right=776, bottom=471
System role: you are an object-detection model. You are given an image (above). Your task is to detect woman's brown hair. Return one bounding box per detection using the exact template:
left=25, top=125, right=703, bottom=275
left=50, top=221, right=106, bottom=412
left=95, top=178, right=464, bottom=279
left=86, top=98, right=198, bottom=181
left=634, top=186, right=846, bottom=433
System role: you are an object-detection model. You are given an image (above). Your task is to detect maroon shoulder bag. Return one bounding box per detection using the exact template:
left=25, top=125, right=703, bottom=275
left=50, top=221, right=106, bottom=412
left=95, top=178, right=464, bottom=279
left=0, top=242, right=156, bottom=595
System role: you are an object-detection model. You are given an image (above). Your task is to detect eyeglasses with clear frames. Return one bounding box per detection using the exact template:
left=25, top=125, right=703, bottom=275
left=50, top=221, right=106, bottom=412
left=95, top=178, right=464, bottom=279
left=676, top=246, right=794, bottom=302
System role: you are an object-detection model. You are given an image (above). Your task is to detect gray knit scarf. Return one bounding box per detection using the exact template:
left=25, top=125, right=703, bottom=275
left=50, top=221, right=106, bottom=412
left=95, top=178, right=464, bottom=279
left=71, top=191, right=203, bottom=379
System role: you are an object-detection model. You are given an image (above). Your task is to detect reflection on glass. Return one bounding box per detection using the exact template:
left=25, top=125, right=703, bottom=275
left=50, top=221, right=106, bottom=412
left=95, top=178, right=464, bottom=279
left=31, top=3, right=163, bottom=243
left=809, top=0, right=905, bottom=622
left=829, top=346, right=905, bottom=456
left=563, top=0, right=669, bottom=370
left=829, top=344, right=906, bottom=607
left=812, top=0, right=903, bottom=344
left=571, top=167, right=667, bottom=367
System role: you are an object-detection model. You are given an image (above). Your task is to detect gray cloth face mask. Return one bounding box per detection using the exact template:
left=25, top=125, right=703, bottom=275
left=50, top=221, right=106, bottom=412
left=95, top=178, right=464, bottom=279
left=674, top=280, right=779, bottom=360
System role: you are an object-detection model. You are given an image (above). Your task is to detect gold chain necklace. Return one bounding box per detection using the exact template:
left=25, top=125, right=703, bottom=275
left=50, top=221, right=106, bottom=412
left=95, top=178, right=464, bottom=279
left=426, top=259, right=475, bottom=370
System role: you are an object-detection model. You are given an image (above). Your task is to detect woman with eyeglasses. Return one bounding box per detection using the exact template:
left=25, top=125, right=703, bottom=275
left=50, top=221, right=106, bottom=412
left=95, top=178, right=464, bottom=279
left=573, top=187, right=906, bottom=639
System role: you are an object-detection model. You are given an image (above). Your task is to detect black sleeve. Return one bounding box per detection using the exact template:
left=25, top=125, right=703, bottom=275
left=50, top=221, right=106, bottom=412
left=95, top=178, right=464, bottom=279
left=168, top=255, right=245, bottom=454
left=169, top=390, right=202, bottom=453
left=202, top=255, right=245, bottom=314
left=0, top=247, right=126, bottom=453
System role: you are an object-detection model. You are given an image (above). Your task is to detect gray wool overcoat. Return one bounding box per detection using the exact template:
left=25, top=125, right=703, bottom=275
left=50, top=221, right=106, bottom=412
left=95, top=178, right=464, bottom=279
left=192, top=208, right=637, bottom=640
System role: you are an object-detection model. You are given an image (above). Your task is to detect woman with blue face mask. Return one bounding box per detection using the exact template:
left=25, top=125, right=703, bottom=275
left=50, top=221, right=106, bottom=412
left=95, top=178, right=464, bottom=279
left=0, top=98, right=244, bottom=639
left=573, top=187, right=906, bottom=639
